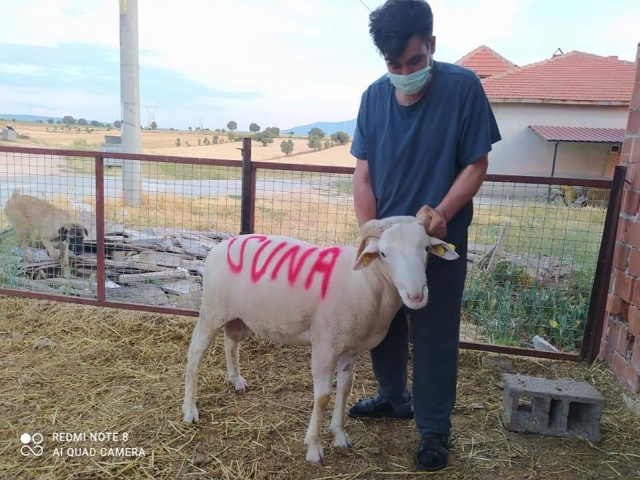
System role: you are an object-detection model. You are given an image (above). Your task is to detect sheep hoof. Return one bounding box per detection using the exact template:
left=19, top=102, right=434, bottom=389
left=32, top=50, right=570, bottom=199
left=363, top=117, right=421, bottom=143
left=233, top=376, right=248, bottom=393
left=182, top=405, right=199, bottom=424
left=334, top=445, right=351, bottom=455
left=307, top=459, right=324, bottom=469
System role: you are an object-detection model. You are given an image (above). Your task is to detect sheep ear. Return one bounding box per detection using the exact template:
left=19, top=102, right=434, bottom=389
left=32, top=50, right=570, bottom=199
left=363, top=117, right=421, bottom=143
left=428, top=238, right=459, bottom=260
left=354, top=237, right=380, bottom=270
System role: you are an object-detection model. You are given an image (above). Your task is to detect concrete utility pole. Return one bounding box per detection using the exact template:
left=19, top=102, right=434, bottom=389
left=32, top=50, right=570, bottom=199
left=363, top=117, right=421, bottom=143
left=119, top=0, right=142, bottom=206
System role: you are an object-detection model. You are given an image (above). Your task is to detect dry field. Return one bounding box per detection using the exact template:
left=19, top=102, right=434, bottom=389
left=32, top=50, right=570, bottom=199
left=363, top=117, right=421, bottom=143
left=1, top=297, right=639, bottom=480
left=3, top=122, right=355, bottom=167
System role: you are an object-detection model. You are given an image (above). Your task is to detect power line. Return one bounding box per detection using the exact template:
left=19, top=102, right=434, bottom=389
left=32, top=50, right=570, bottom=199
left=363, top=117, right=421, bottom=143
left=358, top=0, right=372, bottom=12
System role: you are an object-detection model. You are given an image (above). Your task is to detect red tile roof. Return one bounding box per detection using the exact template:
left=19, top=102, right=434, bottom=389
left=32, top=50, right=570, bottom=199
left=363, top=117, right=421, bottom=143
left=529, top=125, right=626, bottom=143
left=455, top=45, right=517, bottom=78
left=481, top=51, right=636, bottom=104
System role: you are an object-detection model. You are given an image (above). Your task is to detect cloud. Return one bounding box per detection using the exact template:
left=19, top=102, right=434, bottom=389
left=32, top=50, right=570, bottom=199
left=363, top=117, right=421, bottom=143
left=0, top=64, right=44, bottom=75
left=0, top=0, right=636, bottom=129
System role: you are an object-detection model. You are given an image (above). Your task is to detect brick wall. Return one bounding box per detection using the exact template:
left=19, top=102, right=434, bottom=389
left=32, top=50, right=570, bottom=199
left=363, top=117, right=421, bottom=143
left=601, top=43, right=640, bottom=394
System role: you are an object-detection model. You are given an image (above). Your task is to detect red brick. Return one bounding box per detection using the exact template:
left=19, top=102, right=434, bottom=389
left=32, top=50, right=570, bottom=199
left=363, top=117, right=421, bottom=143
left=629, top=306, right=640, bottom=337
left=621, top=219, right=640, bottom=247
left=606, top=319, right=625, bottom=355
left=610, top=351, right=640, bottom=394
left=629, top=164, right=640, bottom=190
left=632, top=84, right=640, bottom=110
left=626, top=110, right=640, bottom=137
left=607, top=293, right=624, bottom=316
left=614, top=270, right=635, bottom=303
left=614, top=243, right=631, bottom=271
left=633, top=279, right=640, bottom=306
left=623, top=138, right=639, bottom=164
left=630, top=247, right=640, bottom=278
left=622, top=190, right=640, bottom=217
left=632, top=339, right=640, bottom=370
left=599, top=339, right=613, bottom=361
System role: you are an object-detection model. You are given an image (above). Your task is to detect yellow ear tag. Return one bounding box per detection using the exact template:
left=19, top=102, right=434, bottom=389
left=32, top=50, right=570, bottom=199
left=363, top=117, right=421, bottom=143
left=448, top=243, right=456, bottom=251
left=362, top=254, right=371, bottom=268
left=435, top=245, right=445, bottom=256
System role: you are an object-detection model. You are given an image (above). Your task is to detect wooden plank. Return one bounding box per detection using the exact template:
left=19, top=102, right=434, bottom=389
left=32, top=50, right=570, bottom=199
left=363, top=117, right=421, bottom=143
left=161, top=279, right=201, bottom=296
left=117, top=269, right=189, bottom=284
left=132, top=251, right=189, bottom=268
left=176, top=237, right=209, bottom=257
left=486, top=223, right=511, bottom=275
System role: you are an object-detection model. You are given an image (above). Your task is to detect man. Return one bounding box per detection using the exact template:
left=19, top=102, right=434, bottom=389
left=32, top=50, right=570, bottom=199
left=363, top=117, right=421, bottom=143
left=347, top=0, right=501, bottom=472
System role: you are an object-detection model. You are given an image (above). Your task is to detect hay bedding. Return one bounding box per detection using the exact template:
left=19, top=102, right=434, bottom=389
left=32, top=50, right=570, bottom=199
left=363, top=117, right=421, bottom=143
left=1, top=297, right=639, bottom=480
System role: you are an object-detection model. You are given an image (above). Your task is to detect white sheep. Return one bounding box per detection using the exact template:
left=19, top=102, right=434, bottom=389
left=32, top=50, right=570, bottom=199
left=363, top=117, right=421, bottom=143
left=182, top=213, right=459, bottom=466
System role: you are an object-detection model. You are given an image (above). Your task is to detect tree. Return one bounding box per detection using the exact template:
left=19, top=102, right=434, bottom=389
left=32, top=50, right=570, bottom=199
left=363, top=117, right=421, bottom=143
left=47, top=119, right=54, bottom=125
left=265, top=127, right=280, bottom=137
left=253, top=131, right=273, bottom=146
left=307, top=136, right=322, bottom=150
left=114, top=120, right=122, bottom=128
left=280, top=139, right=294, bottom=156
left=188, top=126, right=193, bottom=132
left=227, top=121, right=237, bottom=132
left=331, top=131, right=350, bottom=145
left=308, top=127, right=325, bottom=140
left=249, top=123, right=261, bottom=133
left=63, top=115, right=76, bottom=125
left=90, top=120, right=102, bottom=127
left=150, top=121, right=158, bottom=130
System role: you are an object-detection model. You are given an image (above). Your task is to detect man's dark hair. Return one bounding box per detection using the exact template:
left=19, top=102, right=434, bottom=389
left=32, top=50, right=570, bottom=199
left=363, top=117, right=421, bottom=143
left=368, top=0, right=433, bottom=62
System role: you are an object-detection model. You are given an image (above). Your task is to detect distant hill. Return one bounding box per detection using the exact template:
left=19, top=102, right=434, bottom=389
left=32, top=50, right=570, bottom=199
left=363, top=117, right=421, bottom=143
left=282, top=119, right=356, bottom=137
left=0, top=114, right=63, bottom=123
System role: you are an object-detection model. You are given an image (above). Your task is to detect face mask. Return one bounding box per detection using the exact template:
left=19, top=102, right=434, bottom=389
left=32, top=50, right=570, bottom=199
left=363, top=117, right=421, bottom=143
left=387, top=64, right=432, bottom=95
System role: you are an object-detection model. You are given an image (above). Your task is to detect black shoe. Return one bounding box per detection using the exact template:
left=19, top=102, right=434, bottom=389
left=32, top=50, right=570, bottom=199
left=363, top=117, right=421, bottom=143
left=415, top=433, right=450, bottom=471
left=347, top=394, right=414, bottom=419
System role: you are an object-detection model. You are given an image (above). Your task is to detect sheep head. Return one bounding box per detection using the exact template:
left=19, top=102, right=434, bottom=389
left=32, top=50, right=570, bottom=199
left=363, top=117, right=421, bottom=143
left=353, top=214, right=459, bottom=310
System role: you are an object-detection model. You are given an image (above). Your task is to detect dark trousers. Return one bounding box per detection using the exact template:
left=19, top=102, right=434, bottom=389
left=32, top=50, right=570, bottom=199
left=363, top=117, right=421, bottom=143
left=370, top=237, right=468, bottom=435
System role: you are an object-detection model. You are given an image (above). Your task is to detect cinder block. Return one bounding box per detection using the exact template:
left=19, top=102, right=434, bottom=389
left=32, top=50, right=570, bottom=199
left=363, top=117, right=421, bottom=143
left=501, top=373, right=606, bottom=442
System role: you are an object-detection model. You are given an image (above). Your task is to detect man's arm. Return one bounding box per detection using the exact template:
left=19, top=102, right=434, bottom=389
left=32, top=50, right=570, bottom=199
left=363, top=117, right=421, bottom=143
left=419, top=155, right=488, bottom=238
left=353, top=159, right=377, bottom=228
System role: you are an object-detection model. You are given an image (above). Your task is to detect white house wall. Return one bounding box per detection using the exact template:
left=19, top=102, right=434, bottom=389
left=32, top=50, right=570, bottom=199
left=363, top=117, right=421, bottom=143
left=488, top=103, right=627, bottom=178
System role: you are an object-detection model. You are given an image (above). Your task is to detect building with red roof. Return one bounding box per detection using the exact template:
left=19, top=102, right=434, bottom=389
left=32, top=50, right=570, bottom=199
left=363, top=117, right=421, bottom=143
left=456, top=48, right=635, bottom=178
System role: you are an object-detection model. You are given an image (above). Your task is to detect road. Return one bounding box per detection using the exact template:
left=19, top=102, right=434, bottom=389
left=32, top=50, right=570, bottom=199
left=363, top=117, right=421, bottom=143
left=0, top=172, right=342, bottom=209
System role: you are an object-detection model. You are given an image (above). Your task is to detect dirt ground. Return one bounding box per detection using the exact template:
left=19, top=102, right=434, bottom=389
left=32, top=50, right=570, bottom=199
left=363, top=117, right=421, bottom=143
left=1, top=297, right=639, bottom=480
left=3, top=122, right=355, bottom=167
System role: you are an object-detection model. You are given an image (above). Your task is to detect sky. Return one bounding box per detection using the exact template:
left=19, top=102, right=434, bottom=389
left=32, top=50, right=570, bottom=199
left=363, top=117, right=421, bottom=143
left=0, top=0, right=638, bottom=131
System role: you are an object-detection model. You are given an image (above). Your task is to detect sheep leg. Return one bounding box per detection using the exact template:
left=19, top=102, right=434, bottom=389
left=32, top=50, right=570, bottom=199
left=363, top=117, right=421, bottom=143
left=182, top=314, right=220, bottom=424
left=41, top=237, right=61, bottom=260
left=330, top=353, right=356, bottom=454
left=19, top=234, right=35, bottom=262
left=304, top=348, right=336, bottom=467
left=224, top=319, right=250, bottom=393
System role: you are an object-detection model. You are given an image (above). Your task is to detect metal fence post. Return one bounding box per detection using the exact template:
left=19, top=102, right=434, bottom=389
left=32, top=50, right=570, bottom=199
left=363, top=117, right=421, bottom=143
left=581, top=165, right=627, bottom=362
left=95, top=153, right=106, bottom=302
left=240, top=136, right=255, bottom=235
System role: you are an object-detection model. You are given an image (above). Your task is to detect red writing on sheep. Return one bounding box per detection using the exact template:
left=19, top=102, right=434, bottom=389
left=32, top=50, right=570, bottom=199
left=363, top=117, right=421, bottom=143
left=226, top=235, right=341, bottom=299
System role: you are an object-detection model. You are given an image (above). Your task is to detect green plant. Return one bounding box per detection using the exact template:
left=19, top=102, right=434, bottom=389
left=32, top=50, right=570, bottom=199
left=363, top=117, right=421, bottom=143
left=0, top=233, right=22, bottom=287
left=462, top=261, right=592, bottom=352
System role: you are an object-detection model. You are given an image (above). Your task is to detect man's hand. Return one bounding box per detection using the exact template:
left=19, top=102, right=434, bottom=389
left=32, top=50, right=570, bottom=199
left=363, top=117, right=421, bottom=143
left=416, top=205, right=447, bottom=239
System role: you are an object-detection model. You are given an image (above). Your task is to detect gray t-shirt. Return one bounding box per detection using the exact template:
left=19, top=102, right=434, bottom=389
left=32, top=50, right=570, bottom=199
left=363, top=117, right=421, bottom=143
left=350, top=60, right=502, bottom=247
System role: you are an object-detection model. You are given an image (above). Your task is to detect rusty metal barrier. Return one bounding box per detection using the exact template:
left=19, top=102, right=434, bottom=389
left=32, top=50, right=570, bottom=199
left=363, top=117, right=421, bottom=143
left=0, top=140, right=626, bottom=361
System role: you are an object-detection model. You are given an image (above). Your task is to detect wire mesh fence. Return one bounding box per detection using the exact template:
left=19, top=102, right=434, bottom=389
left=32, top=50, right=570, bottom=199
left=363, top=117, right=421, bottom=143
left=0, top=143, right=624, bottom=359
left=463, top=180, right=611, bottom=354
